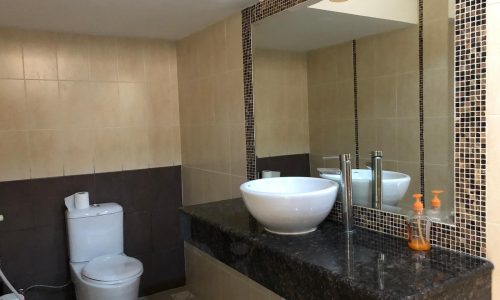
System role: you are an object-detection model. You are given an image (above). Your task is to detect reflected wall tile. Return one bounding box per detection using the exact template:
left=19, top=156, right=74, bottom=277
left=396, top=72, right=419, bottom=118
left=374, top=76, right=397, bottom=118
left=396, top=118, right=420, bottom=162
left=376, top=119, right=398, bottom=161
left=424, top=117, right=452, bottom=165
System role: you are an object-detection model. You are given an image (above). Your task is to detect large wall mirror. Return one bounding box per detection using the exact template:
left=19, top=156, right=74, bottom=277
left=251, top=0, right=455, bottom=224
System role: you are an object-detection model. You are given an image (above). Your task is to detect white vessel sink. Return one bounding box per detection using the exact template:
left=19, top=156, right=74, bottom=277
left=240, top=177, right=339, bottom=235
left=318, top=168, right=410, bottom=207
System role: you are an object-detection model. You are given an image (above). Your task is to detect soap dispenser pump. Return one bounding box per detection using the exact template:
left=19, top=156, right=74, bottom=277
left=426, top=190, right=444, bottom=222
left=407, top=193, right=431, bottom=251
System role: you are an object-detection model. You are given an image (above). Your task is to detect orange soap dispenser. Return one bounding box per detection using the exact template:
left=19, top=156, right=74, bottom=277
left=426, top=190, right=444, bottom=222
left=407, top=193, right=431, bottom=251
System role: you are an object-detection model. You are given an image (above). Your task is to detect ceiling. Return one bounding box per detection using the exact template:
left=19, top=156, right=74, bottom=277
left=0, top=0, right=257, bottom=40
left=253, top=0, right=418, bottom=52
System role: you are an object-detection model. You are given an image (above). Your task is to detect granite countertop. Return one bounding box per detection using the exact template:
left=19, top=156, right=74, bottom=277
left=180, top=198, right=493, bottom=300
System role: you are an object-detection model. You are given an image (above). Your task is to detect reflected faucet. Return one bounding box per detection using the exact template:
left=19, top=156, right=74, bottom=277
left=371, top=151, right=383, bottom=210
left=323, top=154, right=353, bottom=232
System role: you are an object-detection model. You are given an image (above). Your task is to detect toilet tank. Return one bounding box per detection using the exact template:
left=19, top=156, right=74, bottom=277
left=66, top=202, right=124, bottom=263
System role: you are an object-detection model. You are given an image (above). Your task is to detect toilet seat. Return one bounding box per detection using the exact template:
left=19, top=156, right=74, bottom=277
left=82, top=254, right=143, bottom=285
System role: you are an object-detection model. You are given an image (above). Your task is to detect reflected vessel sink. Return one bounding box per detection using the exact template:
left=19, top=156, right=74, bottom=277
left=319, top=168, right=410, bottom=208
left=240, top=177, right=339, bottom=235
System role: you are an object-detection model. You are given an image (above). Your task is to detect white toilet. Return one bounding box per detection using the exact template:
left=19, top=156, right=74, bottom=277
left=66, top=202, right=143, bottom=300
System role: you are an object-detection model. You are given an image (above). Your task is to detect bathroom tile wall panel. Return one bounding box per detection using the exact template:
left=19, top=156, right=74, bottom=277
left=256, top=154, right=310, bottom=178
left=0, top=27, right=181, bottom=182
left=0, top=166, right=184, bottom=299
left=177, top=14, right=247, bottom=206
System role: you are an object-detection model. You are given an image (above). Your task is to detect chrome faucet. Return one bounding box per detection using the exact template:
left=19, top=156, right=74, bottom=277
left=371, top=151, right=383, bottom=210
left=323, top=153, right=353, bottom=232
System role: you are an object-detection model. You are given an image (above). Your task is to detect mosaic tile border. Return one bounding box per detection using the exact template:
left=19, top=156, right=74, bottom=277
left=352, top=40, right=360, bottom=169
left=242, top=0, right=487, bottom=257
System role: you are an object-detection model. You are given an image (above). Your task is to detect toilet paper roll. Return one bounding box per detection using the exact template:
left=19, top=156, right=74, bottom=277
left=262, top=170, right=281, bottom=178
left=262, top=170, right=272, bottom=178
left=74, top=192, right=90, bottom=209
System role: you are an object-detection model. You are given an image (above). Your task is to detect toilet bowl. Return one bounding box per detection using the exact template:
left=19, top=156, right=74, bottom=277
left=65, top=202, right=143, bottom=300
left=70, top=254, right=143, bottom=300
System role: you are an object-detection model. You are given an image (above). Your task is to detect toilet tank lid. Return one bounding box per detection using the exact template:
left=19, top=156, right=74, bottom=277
left=66, top=202, right=123, bottom=219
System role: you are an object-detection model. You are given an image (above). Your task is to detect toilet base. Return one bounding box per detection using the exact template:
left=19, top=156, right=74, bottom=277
left=70, top=262, right=141, bottom=300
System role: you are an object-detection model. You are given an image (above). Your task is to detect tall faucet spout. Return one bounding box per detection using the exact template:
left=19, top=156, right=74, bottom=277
left=371, top=150, right=383, bottom=210
left=339, top=154, right=353, bottom=232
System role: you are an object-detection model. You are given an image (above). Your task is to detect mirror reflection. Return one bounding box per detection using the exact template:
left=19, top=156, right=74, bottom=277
left=252, top=0, right=454, bottom=223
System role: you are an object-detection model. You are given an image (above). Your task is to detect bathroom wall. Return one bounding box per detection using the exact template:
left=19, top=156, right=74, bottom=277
left=178, top=13, right=283, bottom=298
left=177, top=14, right=247, bottom=206
left=253, top=48, right=309, bottom=158
left=0, top=27, right=184, bottom=298
left=355, top=25, right=421, bottom=203
left=307, top=41, right=355, bottom=176
left=486, top=0, right=500, bottom=298
left=422, top=0, right=454, bottom=210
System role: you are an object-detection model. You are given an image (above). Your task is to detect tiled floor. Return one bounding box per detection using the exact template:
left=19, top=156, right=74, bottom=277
left=140, top=286, right=200, bottom=300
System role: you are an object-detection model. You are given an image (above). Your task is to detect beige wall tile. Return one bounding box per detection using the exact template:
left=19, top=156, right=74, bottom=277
left=29, top=130, right=64, bottom=178
left=0, top=28, right=180, bottom=182
left=0, top=131, right=30, bottom=181
left=148, top=126, right=174, bottom=168
left=424, top=117, right=452, bottom=165
left=90, top=82, right=120, bottom=128
left=225, top=14, right=244, bottom=71
left=23, top=31, right=58, bottom=80
left=374, top=76, right=397, bottom=118
left=148, top=81, right=179, bottom=128
left=396, top=118, right=420, bottom=162
left=60, top=81, right=96, bottom=129
left=94, top=127, right=123, bottom=173
left=423, top=19, right=451, bottom=70
left=0, top=79, right=29, bottom=130
left=116, top=39, right=145, bottom=82
left=185, top=243, right=281, bottom=300
left=397, top=161, right=421, bottom=207
left=0, top=28, right=24, bottom=79
left=121, top=127, right=150, bottom=171
left=424, top=68, right=452, bottom=117
left=396, top=73, right=419, bottom=118
left=57, top=34, right=89, bottom=80
left=63, top=128, right=95, bottom=176
left=88, top=36, right=117, bottom=81
left=144, top=40, right=175, bottom=84
left=376, top=119, right=398, bottom=161
left=118, top=82, right=149, bottom=127
left=26, top=80, right=61, bottom=130
left=230, top=124, right=246, bottom=177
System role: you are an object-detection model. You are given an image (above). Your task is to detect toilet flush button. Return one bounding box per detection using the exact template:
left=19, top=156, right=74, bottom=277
left=0, top=214, right=4, bottom=222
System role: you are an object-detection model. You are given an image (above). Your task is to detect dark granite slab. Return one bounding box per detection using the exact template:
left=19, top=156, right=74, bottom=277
left=180, top=198, right=493, bottom=300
